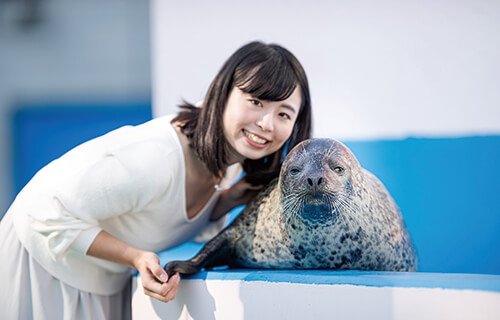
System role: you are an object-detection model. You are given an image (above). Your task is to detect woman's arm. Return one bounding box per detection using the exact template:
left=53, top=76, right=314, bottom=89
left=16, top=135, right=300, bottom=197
left=87, top=230, right=180, bottom=303
left=210, top=178, right=263, bottom=221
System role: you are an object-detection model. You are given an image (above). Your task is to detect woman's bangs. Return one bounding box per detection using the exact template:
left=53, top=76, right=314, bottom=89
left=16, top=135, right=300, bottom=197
left=235, top=59, right=297, bottom=101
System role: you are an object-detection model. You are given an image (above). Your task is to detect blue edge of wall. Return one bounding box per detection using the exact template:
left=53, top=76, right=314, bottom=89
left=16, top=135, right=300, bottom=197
left=10, top=104, right=500, bottom=292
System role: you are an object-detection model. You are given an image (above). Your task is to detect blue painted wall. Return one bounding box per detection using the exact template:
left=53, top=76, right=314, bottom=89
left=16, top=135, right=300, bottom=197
left=11, top=107, right=500, bottom=275
left=11, top=104, right=152, bottom=193
left=345, top=137, right=500, bottom=275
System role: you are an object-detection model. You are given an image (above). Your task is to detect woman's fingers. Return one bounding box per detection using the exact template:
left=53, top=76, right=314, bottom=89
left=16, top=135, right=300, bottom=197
left=141, top=271, right=164, bottom=292
left=142, top=271, right=180, bottom=303
left=165, top=272, right=180, bottom=301
left=134, top=252, right=180, bottom=303
left=149, top=260, right=168, bottom=283
left=143, top=286, right=175, bottom=303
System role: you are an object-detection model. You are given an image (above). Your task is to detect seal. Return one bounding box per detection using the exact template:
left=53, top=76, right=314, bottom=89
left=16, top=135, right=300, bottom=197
left=165, top=138, right=416, bottom=276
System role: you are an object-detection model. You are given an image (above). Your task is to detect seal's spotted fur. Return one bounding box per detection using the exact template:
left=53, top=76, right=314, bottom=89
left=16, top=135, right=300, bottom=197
left=165, top=138, right=416, bottom=276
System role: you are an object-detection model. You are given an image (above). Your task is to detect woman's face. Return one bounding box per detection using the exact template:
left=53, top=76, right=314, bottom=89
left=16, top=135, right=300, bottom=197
left=222, top=86, right=301, bottom=164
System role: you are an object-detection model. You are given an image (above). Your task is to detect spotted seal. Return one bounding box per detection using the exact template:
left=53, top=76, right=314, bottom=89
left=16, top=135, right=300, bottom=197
left=165, top=138, right=416, bottom=276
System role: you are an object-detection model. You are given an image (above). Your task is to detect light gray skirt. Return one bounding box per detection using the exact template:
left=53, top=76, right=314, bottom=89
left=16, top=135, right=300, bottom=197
left=0, top=210, right=132, bottom=320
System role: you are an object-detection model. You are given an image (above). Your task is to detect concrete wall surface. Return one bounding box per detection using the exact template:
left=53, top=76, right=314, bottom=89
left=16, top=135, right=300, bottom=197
left=132, top=270, right=500, bottom=320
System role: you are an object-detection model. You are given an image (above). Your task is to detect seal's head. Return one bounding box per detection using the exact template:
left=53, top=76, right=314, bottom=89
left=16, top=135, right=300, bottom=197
left=279, top=138, right=362, bottom=227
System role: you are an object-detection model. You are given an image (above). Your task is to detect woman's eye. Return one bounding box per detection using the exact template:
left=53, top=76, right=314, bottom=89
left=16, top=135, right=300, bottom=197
left=250, top=99, right=262, bottom=107
left=279, top=112, right=291, bottom=120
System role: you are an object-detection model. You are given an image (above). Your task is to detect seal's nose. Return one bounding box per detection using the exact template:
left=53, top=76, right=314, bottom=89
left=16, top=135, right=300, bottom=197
left=307, top=177, right=323, bottom=188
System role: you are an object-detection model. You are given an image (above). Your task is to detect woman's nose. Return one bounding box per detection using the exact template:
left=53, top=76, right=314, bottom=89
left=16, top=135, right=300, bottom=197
left=256, top=112, right=274, bottom=132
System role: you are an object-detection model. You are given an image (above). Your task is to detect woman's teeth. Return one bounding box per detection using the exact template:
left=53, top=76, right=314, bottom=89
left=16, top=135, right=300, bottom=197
left=244, top=130, right=267, bottom=144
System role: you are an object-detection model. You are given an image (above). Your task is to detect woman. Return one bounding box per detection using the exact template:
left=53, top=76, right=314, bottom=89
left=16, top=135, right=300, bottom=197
left=0, top=41, right=312, bottom=319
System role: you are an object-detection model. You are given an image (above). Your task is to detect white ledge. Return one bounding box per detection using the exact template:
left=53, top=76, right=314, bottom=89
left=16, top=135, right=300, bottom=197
left=131, top=242, right=500, bottom=319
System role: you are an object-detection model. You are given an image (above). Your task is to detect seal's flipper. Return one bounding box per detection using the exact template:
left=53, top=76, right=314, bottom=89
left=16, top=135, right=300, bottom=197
left=164, top=260, right=200, bottom=278
left=164, top=228, right=235, bottom=277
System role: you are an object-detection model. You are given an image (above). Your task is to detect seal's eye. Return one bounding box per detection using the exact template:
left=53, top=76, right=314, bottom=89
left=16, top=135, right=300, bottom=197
left=334, top=166, right=344, bottom=174
left=290, top=168, right=301, bottom=175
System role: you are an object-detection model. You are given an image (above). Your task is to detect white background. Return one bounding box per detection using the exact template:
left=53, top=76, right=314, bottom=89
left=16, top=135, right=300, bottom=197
left=152, top=0, right=500, bottom=140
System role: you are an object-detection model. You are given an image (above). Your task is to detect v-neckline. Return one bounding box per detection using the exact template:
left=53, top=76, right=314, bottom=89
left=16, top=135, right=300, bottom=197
left=171, top=121, right=221, bottom=222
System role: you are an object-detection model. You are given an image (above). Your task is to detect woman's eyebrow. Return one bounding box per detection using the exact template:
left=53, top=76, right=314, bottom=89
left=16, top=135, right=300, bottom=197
left=280, top=103, right=297, bottom=114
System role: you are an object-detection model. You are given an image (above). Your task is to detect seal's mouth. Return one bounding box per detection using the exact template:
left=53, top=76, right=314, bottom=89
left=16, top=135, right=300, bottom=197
left=306, top=198, right=325, bottom=206
left=303, top=193, right=328, bottom=205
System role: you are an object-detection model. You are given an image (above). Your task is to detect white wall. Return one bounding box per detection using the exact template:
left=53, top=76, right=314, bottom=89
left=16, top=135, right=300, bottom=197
left=132, top=275, right=500, bottom=320
left=152, top=0, right=500, bottom=140
left=0, top=0, right=151, bottom=215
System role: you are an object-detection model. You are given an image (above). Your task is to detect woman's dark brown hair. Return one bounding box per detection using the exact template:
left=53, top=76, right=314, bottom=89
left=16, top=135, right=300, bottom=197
left=173, top=41, right=312, bottom=185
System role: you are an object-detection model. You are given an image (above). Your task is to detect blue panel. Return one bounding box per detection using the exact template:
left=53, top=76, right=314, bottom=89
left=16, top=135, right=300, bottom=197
left=185, top=270, right=500, bottom=292
left=12, top=103, right=152, bottom=193
left=344, top=137, right=500, bottom=275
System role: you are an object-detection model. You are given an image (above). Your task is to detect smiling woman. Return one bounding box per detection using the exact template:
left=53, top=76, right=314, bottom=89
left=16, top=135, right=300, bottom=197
left=174, top=41, right=312, bottom=186
left=0, top=40, right=313, bottom=319
left=222, top=86, right=301, bottom=163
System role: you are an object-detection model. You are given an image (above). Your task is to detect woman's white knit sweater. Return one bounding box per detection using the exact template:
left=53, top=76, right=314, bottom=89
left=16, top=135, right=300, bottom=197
left=10, top=114, right=239, bottom=295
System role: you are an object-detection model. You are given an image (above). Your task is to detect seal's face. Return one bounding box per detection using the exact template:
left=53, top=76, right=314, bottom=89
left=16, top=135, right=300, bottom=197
left=279, top=138, right=356, bottom=227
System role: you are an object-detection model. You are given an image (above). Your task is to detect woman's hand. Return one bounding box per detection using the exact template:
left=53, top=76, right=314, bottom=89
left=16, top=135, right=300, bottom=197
left=210, top=178, right=263, bottom=221
left=87, top=231, right=180, bottom=303
left=133, top=251, right=180, bottom=303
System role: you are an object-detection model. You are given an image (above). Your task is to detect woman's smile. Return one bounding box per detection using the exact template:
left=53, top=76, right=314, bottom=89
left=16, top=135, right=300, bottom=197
left=223, top=86, right=301, bottom=163
left=242, top=129, right=270, bottom=147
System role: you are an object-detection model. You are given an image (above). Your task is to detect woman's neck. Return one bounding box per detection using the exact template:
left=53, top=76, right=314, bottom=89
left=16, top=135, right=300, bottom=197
left=174, top=122, right=221, bottom=219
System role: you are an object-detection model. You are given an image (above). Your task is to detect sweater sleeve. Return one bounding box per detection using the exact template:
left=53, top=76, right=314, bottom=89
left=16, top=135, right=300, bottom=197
left=29, top=140, right=173, bottom=261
